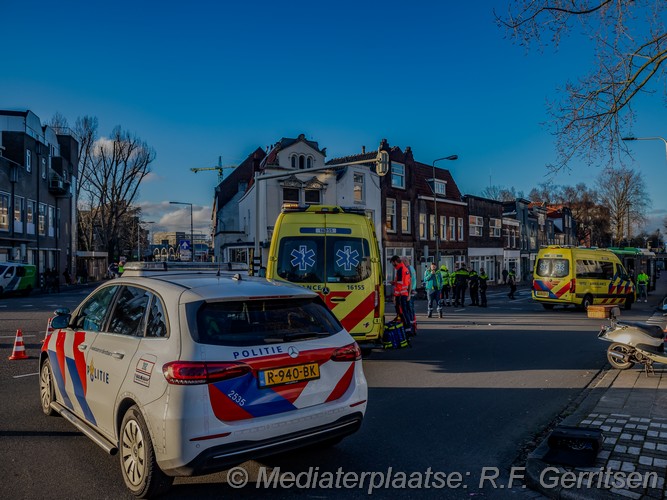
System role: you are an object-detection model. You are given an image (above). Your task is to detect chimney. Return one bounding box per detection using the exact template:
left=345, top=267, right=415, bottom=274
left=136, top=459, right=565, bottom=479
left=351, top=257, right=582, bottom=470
left=362, top=145, right=366, bottom=154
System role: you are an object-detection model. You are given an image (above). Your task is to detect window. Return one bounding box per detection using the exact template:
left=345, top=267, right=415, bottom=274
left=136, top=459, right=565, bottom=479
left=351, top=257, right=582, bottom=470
left=275, top=236, right=372, bottom=284
left=440, top=216, right=447, bottom=241
left=291, top=155, right=296, bottom=168
left=536, top=258, right=569, bottom=278
left=14, top=196, right=24, bottom=233
left=419, top=213, right=426, bottom=239
left=448, top=217, right=455, bottom=240
left=307, top=157, right=313, bottom=169
left=458, top=217, right=464, bottom=241
left=429, top=214, right=436, bottom=240
left=299, top=155, right=305, bottom=169
left=282, top=188, right=299, bottom=204
left=391, top=163, right=405, bottom=189
left=38, top=203, right=46, bottom=235
left=48, top=206, right=55, bottom=237
left=576, top=260, right=614, bottom=280
left=146, top=295, right=168, bottom=338
left=108, top=286, right=150, bottom=336
left=386, top=199, right=396, bottom=232
left=194, top=298, right=338, bottom=347
left=229, top=247, right=248, bottom=264
left=469, top=215, right=483, bottom=237
left=490, top=218, right=501, bottom=237
left=305, top=189, right=320, bottom=204
left=41, top=158, right=47, bottom=179
left=434, top=179, right=446, bottom=196
left=0, top=192, right=9, bottom=231
left=353, top=173, right=364, bottom=203
left=27, top=200, right=36, bottom=235
left=401, top=201, right=411, bottom=233
left=73, top=285, right=119, bottom=332
left=26, top=150, right=32, bottom=172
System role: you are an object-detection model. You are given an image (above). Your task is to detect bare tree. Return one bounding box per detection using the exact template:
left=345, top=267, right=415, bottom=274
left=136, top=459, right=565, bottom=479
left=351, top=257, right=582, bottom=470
left=595, top=166, right=650, bottom=244
left=79, top=126, right=156, bottom=260
left=527, top=182, right=564, bottom=204
left=480, top=185, right=520, bottom=201
left=496, top=1, right=667, bottom=171
left=72, top=116, right=99, bottom=202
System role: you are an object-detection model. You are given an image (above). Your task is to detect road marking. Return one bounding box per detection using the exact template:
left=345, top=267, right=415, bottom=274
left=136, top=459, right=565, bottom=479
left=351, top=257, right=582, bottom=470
left=0, top=334, right=36, bottom=338
left=13, top=372, right=39, bottom=378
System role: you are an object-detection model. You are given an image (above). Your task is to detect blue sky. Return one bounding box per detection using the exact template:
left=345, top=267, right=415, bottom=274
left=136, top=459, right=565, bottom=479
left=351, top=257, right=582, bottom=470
left=2, top=1, right=665, bottom=238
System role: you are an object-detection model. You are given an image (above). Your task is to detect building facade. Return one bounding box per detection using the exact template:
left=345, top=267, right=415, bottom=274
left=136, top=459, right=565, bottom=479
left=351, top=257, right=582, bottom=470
left=464, top=195, right=504, bottom=283
left=0, top=110, right=78, bottom=285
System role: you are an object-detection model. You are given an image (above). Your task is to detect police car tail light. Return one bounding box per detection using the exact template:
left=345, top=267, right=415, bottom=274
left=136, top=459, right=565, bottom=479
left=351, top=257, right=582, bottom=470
left=331, top=342, right=361, bottom=362
left=163, top=361, right=251, bottom=385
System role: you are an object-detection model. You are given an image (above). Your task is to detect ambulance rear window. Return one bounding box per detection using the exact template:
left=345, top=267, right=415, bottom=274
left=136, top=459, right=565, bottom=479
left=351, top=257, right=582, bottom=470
left=276, top=236, right=372, bottom=283
left=535, top=258, right=569, bottom=278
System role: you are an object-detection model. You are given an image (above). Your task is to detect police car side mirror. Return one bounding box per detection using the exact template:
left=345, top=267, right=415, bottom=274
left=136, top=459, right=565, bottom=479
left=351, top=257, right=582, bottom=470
left=50, top=314, right=71, bottom=329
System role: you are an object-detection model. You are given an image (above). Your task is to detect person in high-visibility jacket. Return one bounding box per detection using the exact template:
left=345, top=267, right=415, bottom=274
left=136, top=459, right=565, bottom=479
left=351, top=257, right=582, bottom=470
left=390, top=255, right=415, bottom=335
left=637, top=271, right=649, bottom=302
left=438, top=265, right=452, bottom=307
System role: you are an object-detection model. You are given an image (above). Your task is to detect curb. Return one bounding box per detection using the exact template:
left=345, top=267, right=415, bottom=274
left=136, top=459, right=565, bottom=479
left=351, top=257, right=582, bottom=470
left=525, top=368, right=623, bottom=499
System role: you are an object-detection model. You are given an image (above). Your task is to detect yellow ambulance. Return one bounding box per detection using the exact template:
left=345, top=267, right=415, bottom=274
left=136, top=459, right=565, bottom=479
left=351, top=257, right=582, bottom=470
left=532, top=246, right=635, bottom=310
left=266, top=205, right=385, bottom=350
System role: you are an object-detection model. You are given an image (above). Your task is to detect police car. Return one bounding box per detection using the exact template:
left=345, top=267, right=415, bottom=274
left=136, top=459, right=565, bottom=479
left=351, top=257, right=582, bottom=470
left=39, top=262, right=367, bottom=497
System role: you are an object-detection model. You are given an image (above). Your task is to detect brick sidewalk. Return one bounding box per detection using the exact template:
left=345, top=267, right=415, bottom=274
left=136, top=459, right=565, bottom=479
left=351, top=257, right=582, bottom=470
left=527, top=277, right=667, bottom=499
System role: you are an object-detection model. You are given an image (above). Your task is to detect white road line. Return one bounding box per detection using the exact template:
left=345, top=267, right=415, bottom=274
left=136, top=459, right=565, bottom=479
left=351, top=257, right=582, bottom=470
left=0, top=334, right=36, bottom=338
left=13, top=372, right=39, bottom=378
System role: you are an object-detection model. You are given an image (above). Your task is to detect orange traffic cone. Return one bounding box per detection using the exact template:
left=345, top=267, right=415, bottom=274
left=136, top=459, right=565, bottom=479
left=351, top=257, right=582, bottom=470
left=8, top=329, right=29, bottom=360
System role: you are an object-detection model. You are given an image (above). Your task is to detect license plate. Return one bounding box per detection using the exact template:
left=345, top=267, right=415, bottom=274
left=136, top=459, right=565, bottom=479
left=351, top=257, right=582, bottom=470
left=258, top=363, right=320, bottom=388
left=535, top=291, right=550, bottom=297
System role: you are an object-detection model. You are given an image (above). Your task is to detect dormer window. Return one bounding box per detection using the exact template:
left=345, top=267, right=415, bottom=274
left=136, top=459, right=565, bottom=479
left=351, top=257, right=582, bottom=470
left=299, top=155, right=305, bottom=169
left=433, top=179, right=446, bottom=196
left=307, top=157, right=313, bottom=168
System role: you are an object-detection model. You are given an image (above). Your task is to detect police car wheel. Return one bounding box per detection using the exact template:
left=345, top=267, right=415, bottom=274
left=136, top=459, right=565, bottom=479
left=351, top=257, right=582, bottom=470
left=39, top=360, right=56, bottom=416
left=120, top=406, right=173, bottom=498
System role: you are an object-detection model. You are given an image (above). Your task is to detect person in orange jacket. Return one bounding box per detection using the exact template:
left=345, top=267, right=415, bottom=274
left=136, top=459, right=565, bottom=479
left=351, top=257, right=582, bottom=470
left=390, top=255, right=415, bottom=336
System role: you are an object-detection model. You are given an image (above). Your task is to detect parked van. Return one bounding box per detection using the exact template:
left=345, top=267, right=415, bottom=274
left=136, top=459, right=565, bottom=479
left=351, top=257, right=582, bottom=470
left=0, top=262, right=37, bottom=297
left=532, top=246, right=635, bottom=310
left=267, top=205, right=385, bottom=349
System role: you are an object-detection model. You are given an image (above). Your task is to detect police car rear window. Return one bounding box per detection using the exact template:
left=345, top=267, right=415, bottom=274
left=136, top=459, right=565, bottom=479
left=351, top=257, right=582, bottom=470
left=535, top=258, right=569, bottom=278
left=276, top=236, right=372, bottom=283
left=193, top=298, right=341, bottom=346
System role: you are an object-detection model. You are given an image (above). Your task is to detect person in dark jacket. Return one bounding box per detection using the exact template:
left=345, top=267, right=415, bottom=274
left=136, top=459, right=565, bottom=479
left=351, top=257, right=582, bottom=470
left=468, top=269, right=479, bottom=306
left=453, top=264, right=469, bottom=307
left=507, top=268, right=517, bottom=300
left=478, top=268, right=489, bottom=307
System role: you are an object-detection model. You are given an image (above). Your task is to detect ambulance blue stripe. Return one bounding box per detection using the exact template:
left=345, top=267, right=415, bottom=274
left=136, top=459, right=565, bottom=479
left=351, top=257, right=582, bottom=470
left=214, top=373, right=296, bottom=417
left=65, top=357, right=97, bottom=426
left=48, top=351, right=74, bottom=410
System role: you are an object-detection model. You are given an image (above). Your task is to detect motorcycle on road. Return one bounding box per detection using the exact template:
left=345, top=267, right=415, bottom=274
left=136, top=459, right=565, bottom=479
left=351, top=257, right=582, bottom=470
left=598, top=299, right=667, bottom=373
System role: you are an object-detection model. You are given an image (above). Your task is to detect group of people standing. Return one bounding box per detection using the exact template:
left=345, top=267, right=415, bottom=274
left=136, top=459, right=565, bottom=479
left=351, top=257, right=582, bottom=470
left=390, top=257, right=520, bottom=333
left=423, top=263, right=490, bottom=317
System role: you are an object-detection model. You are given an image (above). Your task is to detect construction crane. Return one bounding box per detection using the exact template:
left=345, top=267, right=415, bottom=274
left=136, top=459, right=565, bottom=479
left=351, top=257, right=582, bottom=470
left=191, top=156, right=236, bottom=183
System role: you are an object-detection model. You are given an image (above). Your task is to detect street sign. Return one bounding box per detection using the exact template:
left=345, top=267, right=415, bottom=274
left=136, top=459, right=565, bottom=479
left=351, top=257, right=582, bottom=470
left=178, top=240, right=192, bottom=261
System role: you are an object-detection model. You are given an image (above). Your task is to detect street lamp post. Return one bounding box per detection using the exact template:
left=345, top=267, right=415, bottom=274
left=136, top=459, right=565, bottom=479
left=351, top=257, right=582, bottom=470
left=169, top=201, right=194, bottom=262
left=622, top=136, right=667, bottom=162
left=431, top=155, right=458, bottom=266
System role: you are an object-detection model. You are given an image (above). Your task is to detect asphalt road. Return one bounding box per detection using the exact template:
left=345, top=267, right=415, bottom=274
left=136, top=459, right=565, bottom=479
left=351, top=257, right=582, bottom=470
left=0, top=284, right=655, bottom=499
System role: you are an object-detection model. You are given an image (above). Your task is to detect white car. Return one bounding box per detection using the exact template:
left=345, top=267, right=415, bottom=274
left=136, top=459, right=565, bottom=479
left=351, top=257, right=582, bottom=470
left=39, top=263, right=367, bottom=497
